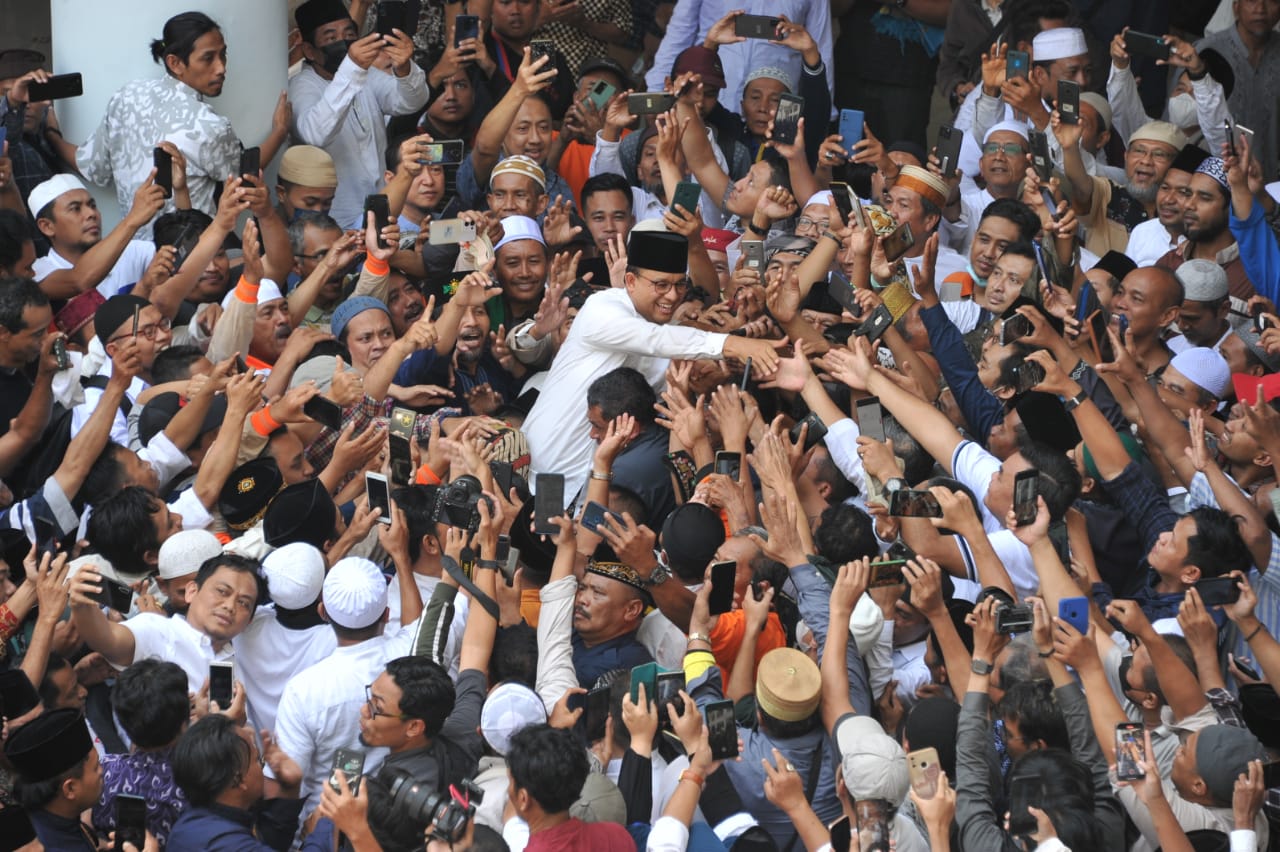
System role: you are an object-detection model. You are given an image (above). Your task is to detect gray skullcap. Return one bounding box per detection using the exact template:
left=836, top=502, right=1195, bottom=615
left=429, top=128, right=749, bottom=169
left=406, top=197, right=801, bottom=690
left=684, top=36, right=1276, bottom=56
left=765, top=235, right=815, bottom=261
left=1196, top=724, right=1266, bottom=804
left=1176, top=259, right=1229, bottom=303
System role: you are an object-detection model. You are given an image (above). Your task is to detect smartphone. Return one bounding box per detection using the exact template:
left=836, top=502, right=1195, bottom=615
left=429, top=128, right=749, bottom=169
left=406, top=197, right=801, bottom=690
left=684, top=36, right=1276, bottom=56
left=376, top=0, right=408, bottom=36
left=856, top=397, right=885, bottom=442
left=502, top=543, right=520, bottom=586
left=827, top=271, right=861, bottom=316
left=52, top=336, right=70, bottom=371
left=1013, top=468, right=1038, bottom=527
left=1225, top=118, right=1238, bottom=159
left=907, top=748, right=941, bottom=799
left=734, top=13, right=780, bottom=38
left=856, top=304, right=894, bottom=343
left=881, top=222, right=914, bottom=263
left=170, top=221, right=202, bottom=269
left=329, top=748, right=365, bottom=794
left=529, top=40, right=556, bottom=70
left=1194, top=575, right=1241, bottom=607
left=586, top=79, right=617, bottom=112
left=364, top=194, right=391, bottom=247
left=209, top=661, right=234, bottom=710
left=584, top=685, right=611, bottom=741
left=1006, top=50, right=1030, bottom=80
left=91, top=577, right=134, bottom=612
left=303, top=395, right=344, bottom=430
left=829, top=815, right=852, bottom=852
left=708, top=560, right=737, bottom=615
left=1233, top=654, right=1261, bottom=681
left=131, top=304, right=141, bottom=338
left=671, top=180, right=701, bottom=216
left=1115, top=723, right=1146, bottom=781
left=855, top=799, right=890, bottom=852
left=1000, top=313, right=1033, bottom=345
left=935, top=124, right=963, bottom=179
left=628, top=92, right=676, bottom=115
left=705, top=699, right=739, bottom=759
left=1028, top=129, right=1052, bottom=181
left=629, top=661, right=658, bottom=706
left=533, top=473, right=565, bottom=535
left=714, top=451, right=741, bottom=480
left=153, top=147, right=173, bottom=199
left=771, top=93, right=804, bottom=145
left=741, top=239, right=765, bottom=271
left=869, top=559, right=907, bottom=588
left=27, top=72, right=83, bottom=101
left=365, top=472, right=392, bottom=525
left=112, top=794, right=147, bottom=852
left=580, top=500, right=623, bottom=534
left=996, top=603, right=1034, bottom=634
left=239, top=146, right=261, bottom=186
left=490, top=460, right=514, bottom=498
left=1116, top=313, right=1129, bottom=345
left=1058, top=596, right=1089, bottom=635
left=830, top=180, right=856, bottom=224
left=454, top=13, right=480, bottom=45
left=1007, top=774, right=1042, bottom=835
left=1012, top=359, right=1045, bottom=394
left=387, top=408, right=415, bottom=485
left=655, top=671, right=685, bottom=724
left=428, top=218, right=477, bottom=245
left=789, top=411, right=828, bottom=451
left=1057, top=80, right=1080, bottom=125
left=888, top=489, right=943, bottom=518
left=1123, top=30, right=1171, bottom=61
left=415, top=140, right=465, bottom=165
left=838, top=109, right=865, bottom=159
left=740, top=357, right=752, bottom=392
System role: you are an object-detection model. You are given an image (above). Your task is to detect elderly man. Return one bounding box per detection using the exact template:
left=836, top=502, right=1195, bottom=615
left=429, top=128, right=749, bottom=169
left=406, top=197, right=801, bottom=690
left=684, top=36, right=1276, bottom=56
left=1125, top=145, right=1207, bottom=267
left=571, top=559, right=653, bottom=688
left=522, top=229, right=783, bottom=504
left=941, top=121, right=1031, bottom=255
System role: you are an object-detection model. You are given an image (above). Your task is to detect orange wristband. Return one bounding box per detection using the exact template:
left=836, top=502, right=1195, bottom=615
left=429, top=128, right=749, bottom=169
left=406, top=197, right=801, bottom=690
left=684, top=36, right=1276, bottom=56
left=415, top=464, right=442, bottom=485
left=364, top=255, right=391, bottom=276
left=250, top=407, right=282, bottom=436
left=678, top=769, right=705, bottom=787
left=235, top=274, right=260, bottom=305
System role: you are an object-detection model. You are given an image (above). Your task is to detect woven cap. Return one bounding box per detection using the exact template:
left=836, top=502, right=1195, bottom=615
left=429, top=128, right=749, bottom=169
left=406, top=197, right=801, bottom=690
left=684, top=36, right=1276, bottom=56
left=755, top=648, right=820, bottom=722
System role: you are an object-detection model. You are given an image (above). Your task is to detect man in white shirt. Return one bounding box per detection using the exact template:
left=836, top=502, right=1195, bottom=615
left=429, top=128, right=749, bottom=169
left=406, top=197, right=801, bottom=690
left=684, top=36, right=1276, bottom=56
left=68, top=553, right=265, bottom=692
left=522, top=229, right=785, bottom=504
left=1125, top=146, right=1206, bottom=267
left=289, top=0, right=429, bottom=227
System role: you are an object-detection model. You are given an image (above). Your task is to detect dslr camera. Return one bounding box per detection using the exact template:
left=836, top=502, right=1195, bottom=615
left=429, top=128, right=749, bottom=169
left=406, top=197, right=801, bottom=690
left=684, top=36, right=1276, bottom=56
left=385, top=768, right=484, bottom=843
left=431, top=475, right=494, bottom=533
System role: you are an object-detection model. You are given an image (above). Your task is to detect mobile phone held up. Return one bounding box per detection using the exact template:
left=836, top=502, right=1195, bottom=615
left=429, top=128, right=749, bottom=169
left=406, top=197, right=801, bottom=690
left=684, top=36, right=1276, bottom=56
left=935, top=125, right=962, bottom=179
left=364, top=194, right=391, bottom=247
left=707, top=560, right=736, bottom=615
left=838, top=109, right=864, bottom=160
left=1012, top=468, right=1038, bottom=526
left=366, top=472, right=392, bottom=525
left=771, top=93, right=803, bottom=146
left=533, top=473, right=564, bottom=536
left=153, top=147, right=173, bottom=198
left=28, top=72, right=83, bottom=101
left=734, top=13, right=780, bottom=39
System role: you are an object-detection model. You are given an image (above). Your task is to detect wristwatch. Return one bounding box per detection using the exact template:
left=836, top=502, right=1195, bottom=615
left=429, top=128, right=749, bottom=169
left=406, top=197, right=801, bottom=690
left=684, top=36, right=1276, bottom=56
left=646, top=558, right=671, bottom=587
left=1061, top=388, right=1088, bottom=412
left=971, top=658, right=994, bottom=676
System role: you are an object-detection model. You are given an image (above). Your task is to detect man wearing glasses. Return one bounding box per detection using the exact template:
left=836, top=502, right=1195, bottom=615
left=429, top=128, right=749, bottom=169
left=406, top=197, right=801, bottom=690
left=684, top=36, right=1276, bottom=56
left=522, top=227, right=785, bottom=506
left=939, top=122, right=1029, bottom=257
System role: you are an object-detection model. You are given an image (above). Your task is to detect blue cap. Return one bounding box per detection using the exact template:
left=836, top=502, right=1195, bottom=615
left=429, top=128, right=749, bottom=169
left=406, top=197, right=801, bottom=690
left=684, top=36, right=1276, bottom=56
left=331, top=296, right=390, bottom=340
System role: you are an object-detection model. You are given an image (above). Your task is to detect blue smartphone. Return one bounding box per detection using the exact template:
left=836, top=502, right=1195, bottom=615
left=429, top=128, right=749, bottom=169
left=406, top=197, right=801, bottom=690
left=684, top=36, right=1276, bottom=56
left=1059, top=596, right=1089, bottom=635
left=839, top=109, right=865, bottom=159
left=1075, top=280, right=1093, bottom=323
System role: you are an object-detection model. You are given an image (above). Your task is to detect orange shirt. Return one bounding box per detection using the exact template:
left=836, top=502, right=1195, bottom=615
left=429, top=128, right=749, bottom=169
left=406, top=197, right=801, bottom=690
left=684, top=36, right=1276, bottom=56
left=709, top=610, right=787, bottom=684
left=557, top=130, right=632, bottom=209
left=520, top=588, right=542, bottom=628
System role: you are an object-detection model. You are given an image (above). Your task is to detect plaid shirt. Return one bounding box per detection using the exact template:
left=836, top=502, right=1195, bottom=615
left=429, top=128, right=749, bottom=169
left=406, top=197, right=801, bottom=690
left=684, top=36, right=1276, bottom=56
left=303, top=394, right=459, bottom=474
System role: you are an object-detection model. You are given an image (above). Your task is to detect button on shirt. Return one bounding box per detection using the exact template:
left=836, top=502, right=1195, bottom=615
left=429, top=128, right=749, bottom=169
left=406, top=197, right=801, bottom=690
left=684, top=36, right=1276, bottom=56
left=77, top=76, right=242, bottom=233
left=123, top=612, right=234, bottom=692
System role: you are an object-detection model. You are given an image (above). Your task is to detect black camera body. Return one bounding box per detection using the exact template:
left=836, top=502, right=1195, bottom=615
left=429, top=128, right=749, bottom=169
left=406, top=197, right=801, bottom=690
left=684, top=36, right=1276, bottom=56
left=431, top=475, right=494, bottom=533
left=386, top=769, right=484, bottom=843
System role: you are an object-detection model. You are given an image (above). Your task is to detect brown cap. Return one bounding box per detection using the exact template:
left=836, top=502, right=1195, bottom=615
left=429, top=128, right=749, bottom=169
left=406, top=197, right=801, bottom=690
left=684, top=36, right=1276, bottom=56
left=672, top=46, right=726, bottom=89
left=756, top=648, right=821, bottom=722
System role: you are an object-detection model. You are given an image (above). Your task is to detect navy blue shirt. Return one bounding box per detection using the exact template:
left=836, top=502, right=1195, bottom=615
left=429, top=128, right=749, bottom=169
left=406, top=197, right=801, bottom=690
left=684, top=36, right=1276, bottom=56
left=571, top=631, right=652, bottom=689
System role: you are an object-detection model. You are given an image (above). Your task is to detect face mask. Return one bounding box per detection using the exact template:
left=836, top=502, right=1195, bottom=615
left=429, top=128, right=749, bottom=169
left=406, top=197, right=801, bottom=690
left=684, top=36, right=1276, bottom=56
left=1168, top=92, right=1198, bottom=130
left=319, top=40, right=352, bottom=75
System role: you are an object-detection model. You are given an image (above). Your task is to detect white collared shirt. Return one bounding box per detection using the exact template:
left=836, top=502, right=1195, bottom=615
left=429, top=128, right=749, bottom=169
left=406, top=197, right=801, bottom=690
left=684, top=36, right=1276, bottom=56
left=122, top=611, right=232, bottom=692
left=32, top=240, right=156, bottom=299
left=1126, top=218, right=1186, bottom=267
left=232, top=607, right=337, bottom=737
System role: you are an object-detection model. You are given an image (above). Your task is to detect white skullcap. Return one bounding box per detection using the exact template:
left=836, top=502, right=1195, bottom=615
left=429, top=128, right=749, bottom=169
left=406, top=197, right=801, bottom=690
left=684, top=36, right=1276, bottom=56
left=849, top=593, right=886, bottom=658
left=157, top=529, right=223, bottom=581
left=494, top=215, right=546, bottom=253
left=322, top=557, right=388, bottom=629
left=804, top=190, right=834, bottom=210
left=1170, top=347, right=1231, bottom=400
left=984, top=121, right=1030, bottom=143
left=1032, top=27, right=1088, bottom=62
left=1175, top=259, right=1229, bottom=303
left=219, top=278, right=285, bottom=311
left=28, top=174, right=87, bottom=218
left=263, top=542, right=326, bottom=610
left=480, top=682, right=547, bottom=755
left=1080, top=92, right=1112, bottom=132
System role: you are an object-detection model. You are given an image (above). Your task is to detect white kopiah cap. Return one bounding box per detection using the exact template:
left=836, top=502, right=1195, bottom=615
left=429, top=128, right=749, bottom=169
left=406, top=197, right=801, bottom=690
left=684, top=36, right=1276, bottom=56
left=1032, top=27, right=1088, bottom=62
left=322, top=557, right=388, bottom=629
left=157, top=529, right=223, bottom=580
left=480, top=682, right=547, bottom=755
left=28, top=174, right=87, bottom=219
left=1170, top=346, right=1232, bottom=400
left=493, top=215, right=547, bottom=252
left=263, top=542, right=326, bottom=610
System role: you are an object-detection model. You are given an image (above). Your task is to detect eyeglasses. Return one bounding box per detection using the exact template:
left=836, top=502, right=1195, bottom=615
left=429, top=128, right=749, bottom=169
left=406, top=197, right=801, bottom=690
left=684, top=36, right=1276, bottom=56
left=796, top=217, right=830, bottom=230
left=108, top=317, right=171, bottom=344
left=982, top=142, right=1026, bottom=157
left=365, top=685, right=408, bottom=720
left=1129, top=144, right=1175, bottom=163
left=634, top=272, right=691, bottom=294
left=293, top=249, right=330, bottom=261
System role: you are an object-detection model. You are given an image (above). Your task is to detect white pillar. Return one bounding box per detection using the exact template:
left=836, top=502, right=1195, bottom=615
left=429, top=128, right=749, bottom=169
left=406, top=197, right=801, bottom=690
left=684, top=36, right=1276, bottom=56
left=50, top=0, right=289, bottom=222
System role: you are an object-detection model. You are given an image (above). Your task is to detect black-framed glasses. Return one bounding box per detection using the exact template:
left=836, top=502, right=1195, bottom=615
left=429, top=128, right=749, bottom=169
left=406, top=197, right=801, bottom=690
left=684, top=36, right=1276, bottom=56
left=108, top=317, right=171, bottom=344
left=634, top=272, right=691, bottom=294
left=364, top=684, right=408, bottom=720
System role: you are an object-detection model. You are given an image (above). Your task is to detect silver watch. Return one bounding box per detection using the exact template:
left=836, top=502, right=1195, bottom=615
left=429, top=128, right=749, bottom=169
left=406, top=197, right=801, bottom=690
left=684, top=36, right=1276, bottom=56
left=647, top=557, right=671, bottom=586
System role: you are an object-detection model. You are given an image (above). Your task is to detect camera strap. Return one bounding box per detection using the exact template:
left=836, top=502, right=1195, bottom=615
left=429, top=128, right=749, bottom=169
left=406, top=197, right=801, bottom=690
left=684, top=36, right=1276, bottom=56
left=440, top=555, right=501, bottom=621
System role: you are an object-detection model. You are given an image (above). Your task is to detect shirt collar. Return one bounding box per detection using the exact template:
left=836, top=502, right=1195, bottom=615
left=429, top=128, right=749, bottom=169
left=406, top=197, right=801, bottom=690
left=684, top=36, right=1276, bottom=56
left=1179, top=240, right=1239, bottom=265
left=160, top=74, right=206, bottom=103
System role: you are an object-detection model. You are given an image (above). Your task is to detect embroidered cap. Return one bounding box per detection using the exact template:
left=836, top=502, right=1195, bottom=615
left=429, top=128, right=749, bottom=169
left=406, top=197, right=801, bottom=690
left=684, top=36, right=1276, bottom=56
left=219, top=457, right=285, bottom=531
left=895, top=165, right=948, bottom=209
left=755, top=647, right=821, bottom=722
left=55, top=290, right=106, bottom=337
left=489, top=155, right=546, bottom=191
left=1194, top=157, right=1229, bottom=191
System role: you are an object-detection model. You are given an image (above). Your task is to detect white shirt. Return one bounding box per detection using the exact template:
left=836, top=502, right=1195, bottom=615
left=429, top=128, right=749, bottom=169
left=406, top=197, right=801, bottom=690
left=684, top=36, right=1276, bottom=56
left=889, top=636, right=931, bottom=707
left=273, top=629, right=417, bottom=818
left=232, top=607, right=337, bottom=736
left=386, top=572, right=468, bottom=677
left=523, top=288, right=728, bottom=504
left=122, top=611, right=233, bottom=692
left=950, top=440, right=1037, bottom=598
left=32, top=240, right=156, bottom=299
left=290, top=58, right=429, bottom=227
left=1126, top=217, right=1185, bottom=267
left=588, top=130, right=729, bottom=229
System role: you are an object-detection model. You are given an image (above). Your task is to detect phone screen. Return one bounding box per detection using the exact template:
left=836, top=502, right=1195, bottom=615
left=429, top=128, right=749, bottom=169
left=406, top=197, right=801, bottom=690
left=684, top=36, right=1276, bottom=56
left=655, top=672, right=685, bottom=723
left=363, top=194, right=391, bottom=246
left=1001, top=313, right=1033, bottom=345
left=534, top=474, right=565, bottom=535
left=580, top=500, right=621, bottom=534
left=707, top=560, right=737, bottom=615
left=209, top=663, right=234, bottom=709
left=1115, top=724, right=1146, bottom=781
left=828, top=816, right=852, bottom=852
left=330, top=748, right=365, bottom=794
left=1013, top=469, right=1038, bottom=526
left=772, top=94, right=803, bottom=145
left=366, top=473, right=392, bottom=525
left=113, top=795, right=147, bottom=852
left=705, top=699, right=739, bottom=759
left=1029, top=130, right=1052, bottom=181
left=889, top=489, right=943, bottom=518
left=584, top=686, right=611, bottom=741
left=714, top=451, right=741, bottom=480
left=856, top=398, right=885, bottom=442
left=239, top=146, right=261, bottom=186
left=855, top=799, right=890, bottom=852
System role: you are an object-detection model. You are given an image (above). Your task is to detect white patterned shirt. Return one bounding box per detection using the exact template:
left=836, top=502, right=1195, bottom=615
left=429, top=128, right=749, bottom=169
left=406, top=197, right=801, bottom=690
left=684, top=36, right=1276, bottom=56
left=77, top=75, right=242, bottom=235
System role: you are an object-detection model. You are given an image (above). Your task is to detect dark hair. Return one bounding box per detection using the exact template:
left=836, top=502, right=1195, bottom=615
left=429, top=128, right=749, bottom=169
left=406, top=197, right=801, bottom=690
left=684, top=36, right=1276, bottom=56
left=506, top=724, right=588, bottom=814
left=0, top=277, right=50, bottom=333
left=882, top=414, right=936, bottom=484
left=809, top=446, right=858, bottom=504
left=994, top=343, right=1039, bottom=392
left=1007, top=748, right=1102, bottom=851
left=37, top=654, right=73, bottom=708
left=14, top=756, right=89, bottom=809
left=150, top=12, right=221, bottom=67
left=153, top=209, right=213, bottom=250
left=814, top=503, right=879, bottom=564
left=288, top=211, right=343, bottom=257
left=0, top=210, right=33, bottom=274
left=1004, top=0, right=1077, bottom=50
left=582, top=173, right=635, bottom=215
left=995, top=635, right=1051, bottom=691
left=195, top=553, right=266, bottom=607
left=392, top=484, right=440, bottom=564
left=1016, top=436, right=1081, bottom=521
left=607, top=484, right=649, bottom=528
left=151, top=345, right=207, bottom=385
left=80, top=443, right=136, bottom=506
left=385, top=656, right=455, bottom=737
left=88, top=485, right=162, bottom=571
left=173, top=714, right=253, bottom=807
left=587, top=367, right=657, bottom=428
left=998, top=679, right=1069, bottom=750
left=1184, top=507, right=1251, bottom=578
left=981, top=198, right=1043, bottom=242
left=112, top=659, right=190, bottom=747
left=491, top=623, right=539, bottom=688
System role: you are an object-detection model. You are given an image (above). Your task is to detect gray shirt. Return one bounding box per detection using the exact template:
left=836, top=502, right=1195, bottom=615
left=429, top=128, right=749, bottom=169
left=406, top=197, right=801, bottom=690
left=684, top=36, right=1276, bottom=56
left=1198, top=25, right=1280, bottom=180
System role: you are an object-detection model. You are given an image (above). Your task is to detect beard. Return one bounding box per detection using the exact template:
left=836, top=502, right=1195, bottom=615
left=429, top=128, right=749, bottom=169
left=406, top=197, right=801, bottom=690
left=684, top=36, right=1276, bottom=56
left=1124, top=178, right=1159, bottom=205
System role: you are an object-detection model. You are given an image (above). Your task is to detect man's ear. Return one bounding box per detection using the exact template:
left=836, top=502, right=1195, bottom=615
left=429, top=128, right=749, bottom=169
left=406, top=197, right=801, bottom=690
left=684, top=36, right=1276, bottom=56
left=1254, top=450, right=1272, bottom=469
left=423, top=534, right=441, bottom=556
left=164, top=54, right=188, bottom=78
left=534, top=193, right=550, bottom=218
left=35, top=217, right=56, bottom=240
left=1180, top=564, right=1203, bottom=585
left=1158, top=304, right=1181, bottom=328
left=184, top=577, right=199, bottom=601
left=993, top=384, right=1015, bottom=401
left=143, top=550, right=161, bottom=569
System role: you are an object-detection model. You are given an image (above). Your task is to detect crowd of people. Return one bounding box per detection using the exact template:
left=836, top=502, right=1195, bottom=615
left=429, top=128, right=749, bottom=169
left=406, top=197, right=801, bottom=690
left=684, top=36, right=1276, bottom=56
left=1, top=0, right=1280, bottom=849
